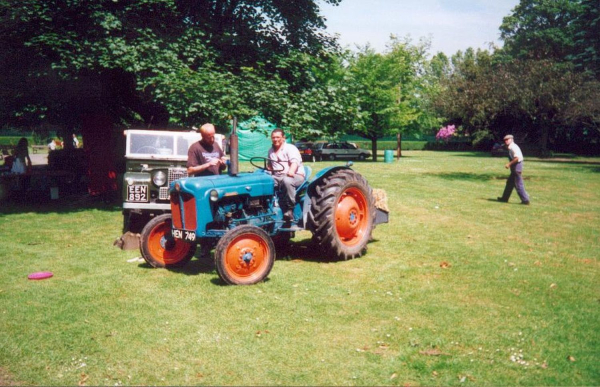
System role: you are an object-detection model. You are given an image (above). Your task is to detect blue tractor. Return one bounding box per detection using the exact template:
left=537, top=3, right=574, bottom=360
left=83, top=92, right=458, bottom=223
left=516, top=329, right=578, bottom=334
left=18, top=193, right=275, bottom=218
left=139, top=122, right=388, bottom=285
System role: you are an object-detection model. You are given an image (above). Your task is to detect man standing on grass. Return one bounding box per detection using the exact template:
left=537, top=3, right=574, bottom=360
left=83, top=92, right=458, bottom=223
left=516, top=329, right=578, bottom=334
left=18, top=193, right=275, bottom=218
left=187, top=123, right=226, bottom=177
left=187, top=123, right=227, bottom=259
left=497, top=134, right=530, bottom=205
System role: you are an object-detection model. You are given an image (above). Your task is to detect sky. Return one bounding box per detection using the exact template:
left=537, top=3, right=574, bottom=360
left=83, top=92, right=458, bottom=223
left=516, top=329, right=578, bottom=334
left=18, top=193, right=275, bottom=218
left=319, top=0, right=521, bottom=56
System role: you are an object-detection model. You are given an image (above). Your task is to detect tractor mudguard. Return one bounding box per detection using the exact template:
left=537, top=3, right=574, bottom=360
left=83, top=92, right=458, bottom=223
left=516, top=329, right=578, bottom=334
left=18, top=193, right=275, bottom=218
left=307, top=165, right=352, bottom=192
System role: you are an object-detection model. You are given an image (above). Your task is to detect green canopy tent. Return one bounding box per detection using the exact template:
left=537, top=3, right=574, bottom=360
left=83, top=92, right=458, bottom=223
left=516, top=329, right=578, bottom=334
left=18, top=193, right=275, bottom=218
left=233, top=116, right=276, bottom=161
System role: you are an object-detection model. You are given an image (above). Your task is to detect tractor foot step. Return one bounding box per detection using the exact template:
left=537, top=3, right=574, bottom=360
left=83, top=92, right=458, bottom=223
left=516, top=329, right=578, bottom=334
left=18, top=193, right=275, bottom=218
left=280, top=225, right=303, bottom=232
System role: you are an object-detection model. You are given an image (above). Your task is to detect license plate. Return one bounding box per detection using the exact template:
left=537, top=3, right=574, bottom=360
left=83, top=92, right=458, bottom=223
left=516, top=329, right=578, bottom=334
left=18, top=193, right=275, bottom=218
left=173, top=229, right=196, bottom=242
left=127, top=185, right=148, bottom=202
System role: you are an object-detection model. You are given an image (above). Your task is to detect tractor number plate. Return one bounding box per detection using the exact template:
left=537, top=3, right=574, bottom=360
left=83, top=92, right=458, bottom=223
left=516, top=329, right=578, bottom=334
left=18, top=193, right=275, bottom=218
left=173, top=229, right=196, bottom=242
left=127, top=185, right=148, bottom=202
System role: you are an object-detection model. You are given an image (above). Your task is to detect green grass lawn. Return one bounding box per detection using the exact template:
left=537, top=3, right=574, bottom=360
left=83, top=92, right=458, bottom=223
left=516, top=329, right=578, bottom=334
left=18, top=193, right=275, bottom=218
left=1, top=151, right=598, bottom=386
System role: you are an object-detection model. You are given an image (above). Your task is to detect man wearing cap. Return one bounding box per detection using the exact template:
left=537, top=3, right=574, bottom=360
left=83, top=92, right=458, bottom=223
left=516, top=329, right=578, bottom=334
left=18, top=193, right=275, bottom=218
left=498, top=134, right=530, bottom=205
left=268, top=128, right=305, bottom=222
left=187, top=123, right=226, bottom=177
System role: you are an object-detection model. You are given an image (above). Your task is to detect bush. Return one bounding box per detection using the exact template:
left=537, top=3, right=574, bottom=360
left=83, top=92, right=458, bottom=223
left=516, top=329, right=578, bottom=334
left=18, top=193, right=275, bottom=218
left=423, top=141, right=473, bottom=151
left=354, top=141, right=428, bottom=151
left=471, top=130, right=495, bottom=151
left=0, top=136, right=32, bottom=146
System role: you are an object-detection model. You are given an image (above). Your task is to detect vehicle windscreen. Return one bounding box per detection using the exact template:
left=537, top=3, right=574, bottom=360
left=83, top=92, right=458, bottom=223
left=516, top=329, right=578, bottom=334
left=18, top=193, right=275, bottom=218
left=126, top=130, right=201, bottom=159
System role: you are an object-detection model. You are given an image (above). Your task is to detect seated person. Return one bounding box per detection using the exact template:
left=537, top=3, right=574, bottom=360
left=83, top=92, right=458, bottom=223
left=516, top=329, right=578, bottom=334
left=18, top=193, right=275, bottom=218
left=267, top=128, right=305, bottom=221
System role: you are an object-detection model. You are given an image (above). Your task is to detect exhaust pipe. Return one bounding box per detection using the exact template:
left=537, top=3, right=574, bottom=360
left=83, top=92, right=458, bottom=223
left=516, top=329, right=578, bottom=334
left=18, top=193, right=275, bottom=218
left=229, top=117, right=239, bottom=176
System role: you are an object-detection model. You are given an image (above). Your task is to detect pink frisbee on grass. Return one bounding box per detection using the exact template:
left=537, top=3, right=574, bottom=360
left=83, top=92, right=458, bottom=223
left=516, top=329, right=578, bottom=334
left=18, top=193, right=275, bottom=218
left=28, top=271, right=53, bottom=280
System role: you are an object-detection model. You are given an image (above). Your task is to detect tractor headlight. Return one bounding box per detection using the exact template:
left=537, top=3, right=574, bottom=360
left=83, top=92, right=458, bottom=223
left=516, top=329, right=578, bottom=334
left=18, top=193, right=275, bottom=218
left=153, top=171, right=167, bottom=186
left=210, top=189, right=219, bottom=202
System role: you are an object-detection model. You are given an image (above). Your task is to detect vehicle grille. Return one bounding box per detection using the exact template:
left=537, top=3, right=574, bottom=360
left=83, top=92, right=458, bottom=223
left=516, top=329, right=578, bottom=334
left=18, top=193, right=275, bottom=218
left=171, top=192, right=196, bottom=230
left=159, top=168, right=188, bottom=200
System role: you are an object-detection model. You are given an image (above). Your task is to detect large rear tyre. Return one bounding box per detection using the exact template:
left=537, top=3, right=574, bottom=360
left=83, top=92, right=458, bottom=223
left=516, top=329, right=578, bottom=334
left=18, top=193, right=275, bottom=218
left=307, top=169, right=376, bottom=260
left=140, top=214, right=196, bottom=268
left=215, top=225, right=275, bottom=285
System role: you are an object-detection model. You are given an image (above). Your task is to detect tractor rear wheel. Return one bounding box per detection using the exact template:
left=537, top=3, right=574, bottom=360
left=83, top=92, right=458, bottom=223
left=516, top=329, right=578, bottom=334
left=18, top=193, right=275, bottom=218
left=140, top=214, right=196, bottom=268
left=215, top=225, right=275, bottom=285
left=307, top=169, right=376, bottom=260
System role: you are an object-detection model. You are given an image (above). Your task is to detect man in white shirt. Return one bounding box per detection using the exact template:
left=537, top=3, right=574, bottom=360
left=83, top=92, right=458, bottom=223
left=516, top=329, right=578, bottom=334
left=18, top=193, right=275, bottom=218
left=268, top=128, right=305, bottom=221
left=498, top=134, right=530, bottom=205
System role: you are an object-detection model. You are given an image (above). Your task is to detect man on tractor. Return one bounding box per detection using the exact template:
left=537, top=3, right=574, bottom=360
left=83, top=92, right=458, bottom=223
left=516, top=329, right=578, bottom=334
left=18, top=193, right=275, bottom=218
left=267, top=128, right=305, bottom=222
left=187, top=123, right=227, bottom=177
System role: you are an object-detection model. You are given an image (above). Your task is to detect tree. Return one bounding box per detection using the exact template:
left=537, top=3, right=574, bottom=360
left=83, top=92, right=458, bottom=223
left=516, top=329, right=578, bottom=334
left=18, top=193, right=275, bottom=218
left=433, top=55, right=600, bottom=152
left=571, top=0, right=600, bottom=79
left=500, top=0, right=584, bottom=62
left=0, top=0, right=343, bottom=128
left=499, top=0, right=600, bottom=79
left=345, top=37, right=428, bottom=160
left=0, top=0, right=342, bottom=194
left=279, top=50, right=362, bottom=141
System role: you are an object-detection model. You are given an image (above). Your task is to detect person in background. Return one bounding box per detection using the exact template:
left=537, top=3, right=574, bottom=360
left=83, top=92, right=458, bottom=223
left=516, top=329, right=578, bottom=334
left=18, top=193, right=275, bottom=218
left=268, top=128, right=305, bottom=221
left=497, top=134, right=530, bottom=205
left=187, top=123, right=226, bottom=177
left=48, top=139, right=57, bottom=151
left=72, top=134, right=79, bottom=148
left=11, top=137, right=32, bottom=175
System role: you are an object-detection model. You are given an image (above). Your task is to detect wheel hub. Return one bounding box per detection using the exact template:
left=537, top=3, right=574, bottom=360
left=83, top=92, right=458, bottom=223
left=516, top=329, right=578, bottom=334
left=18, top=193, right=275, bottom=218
left=349, top=211, right=357, bottom=225
left=242, top=251, right=254, bottom=264
left=335, top=188, right=369, bottom=245
left=160, top=235, right=175, bottom=250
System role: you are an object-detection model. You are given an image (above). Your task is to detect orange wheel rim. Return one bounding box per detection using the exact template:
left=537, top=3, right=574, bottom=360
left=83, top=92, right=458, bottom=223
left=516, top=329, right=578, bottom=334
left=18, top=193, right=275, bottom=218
left=335, top=187, right=368, bottom=246
left=224, top=233, right=270, bottom=282
left=147, top=220, right=191, bottom=265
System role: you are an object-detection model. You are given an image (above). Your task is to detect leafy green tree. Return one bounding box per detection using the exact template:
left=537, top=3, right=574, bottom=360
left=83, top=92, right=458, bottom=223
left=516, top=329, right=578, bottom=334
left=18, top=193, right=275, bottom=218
left=500, top=0, right=583, bottom=62
left=499, top=0, right=599, bottom=79
left=431, top=48, right=497, bottom=144
left=571, top=0, right=600, bottom=78
left=0, top=0, right=342, bottom=130
left=0, top=0, right=342, bottom=193
left=433, top=55, right=600, bottom=152
left=345, top=38, right=428, bottom=160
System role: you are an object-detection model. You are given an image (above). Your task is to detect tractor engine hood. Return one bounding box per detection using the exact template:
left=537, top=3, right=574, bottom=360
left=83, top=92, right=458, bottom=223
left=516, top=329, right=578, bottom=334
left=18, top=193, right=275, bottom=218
left=170, top=170, right=275, bottom=199
left=169, top=171, right=276, bottom=237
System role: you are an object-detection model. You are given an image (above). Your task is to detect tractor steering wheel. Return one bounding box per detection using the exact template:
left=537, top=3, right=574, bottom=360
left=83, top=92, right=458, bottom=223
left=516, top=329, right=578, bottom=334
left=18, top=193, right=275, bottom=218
left=250, top=157, right=285, bottom=173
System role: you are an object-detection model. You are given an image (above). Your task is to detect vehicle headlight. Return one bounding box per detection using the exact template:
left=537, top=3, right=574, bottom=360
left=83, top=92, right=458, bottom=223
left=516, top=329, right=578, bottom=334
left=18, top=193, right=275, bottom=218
left=210, top=189, right=219, bottom=202
left=153, top=171, right=167, bottom=186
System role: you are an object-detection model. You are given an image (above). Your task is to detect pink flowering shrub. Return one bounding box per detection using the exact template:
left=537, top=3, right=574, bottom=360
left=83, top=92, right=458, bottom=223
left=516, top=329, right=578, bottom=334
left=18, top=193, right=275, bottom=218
left=436, top=125, right=456, bottom=142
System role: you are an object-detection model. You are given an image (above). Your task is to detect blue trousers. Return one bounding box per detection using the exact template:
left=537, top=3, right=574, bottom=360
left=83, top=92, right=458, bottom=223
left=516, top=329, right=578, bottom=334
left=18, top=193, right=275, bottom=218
left=501, top=162, right=530, bottom=203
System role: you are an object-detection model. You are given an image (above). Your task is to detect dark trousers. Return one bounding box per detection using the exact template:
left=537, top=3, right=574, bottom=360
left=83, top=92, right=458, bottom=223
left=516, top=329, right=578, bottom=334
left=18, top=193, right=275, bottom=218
left=501, top=162, right=530, bottom=202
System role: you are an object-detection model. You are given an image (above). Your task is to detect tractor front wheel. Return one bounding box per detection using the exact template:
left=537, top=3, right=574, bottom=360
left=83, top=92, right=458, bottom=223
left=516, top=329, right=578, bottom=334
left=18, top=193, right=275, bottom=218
left=140, top=214, right=196, bottom=268
left=215, top=225, right=275, bottom=285
left=307, top=169, right=376, bottom=260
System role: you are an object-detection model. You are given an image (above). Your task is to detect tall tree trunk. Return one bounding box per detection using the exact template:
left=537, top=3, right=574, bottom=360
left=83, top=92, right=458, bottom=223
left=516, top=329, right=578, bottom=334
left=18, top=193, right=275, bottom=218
left=370, top=135, right=378, bottom=162
left=396, top=132, right=402, bottom=159
left=58, top=126, right=75, bottom=151
left=81, top=115, right=118, bottom=198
